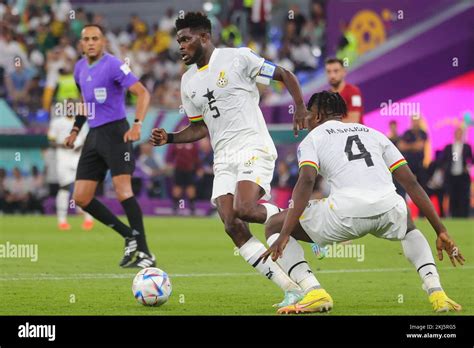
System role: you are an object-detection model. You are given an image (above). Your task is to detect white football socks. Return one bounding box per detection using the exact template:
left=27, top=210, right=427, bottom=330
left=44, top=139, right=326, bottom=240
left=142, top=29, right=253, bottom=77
left=56, top=189, right=70, bottom=224
left=261, top=203, right=280, bottom=224
left=239, top=236, right=300, bottom=292
left=402, top=229, right=442, bottom=294
left=267, top=233, right=321, bottom=294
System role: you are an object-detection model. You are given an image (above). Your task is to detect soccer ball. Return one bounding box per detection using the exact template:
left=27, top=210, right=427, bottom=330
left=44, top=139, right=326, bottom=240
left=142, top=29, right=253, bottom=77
left=132, top=267, right=172, bottom=306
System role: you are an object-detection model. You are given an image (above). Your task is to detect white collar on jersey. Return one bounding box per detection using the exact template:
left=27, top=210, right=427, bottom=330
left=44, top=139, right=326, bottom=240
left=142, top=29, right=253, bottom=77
left=207, top=48, right=219, bottom=70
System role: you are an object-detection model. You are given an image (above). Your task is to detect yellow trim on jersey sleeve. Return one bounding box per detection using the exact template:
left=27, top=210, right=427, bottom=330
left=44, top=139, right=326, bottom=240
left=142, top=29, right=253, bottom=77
left=389, top=159, right=408, bottom=172
left=188, top=115, right=204, bottom=123
left=299, top=160, right=320, bottom=172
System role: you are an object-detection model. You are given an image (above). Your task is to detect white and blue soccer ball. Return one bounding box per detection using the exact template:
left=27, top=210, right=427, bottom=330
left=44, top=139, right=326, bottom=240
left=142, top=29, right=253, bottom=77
left=132, top=267, right=172, bottom=306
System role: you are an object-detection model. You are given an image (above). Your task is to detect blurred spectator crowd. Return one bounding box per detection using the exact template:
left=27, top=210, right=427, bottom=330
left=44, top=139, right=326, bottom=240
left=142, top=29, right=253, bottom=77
left=0, top=0, right=328, bottom=215
left=0, top=0, right=328, bottom=126
left=0, top=136, right=215, bottom=215
left=387, top=119, right=473, bottom=218
left=272, top=120, right=473, bottom=218
left=1, top=124, right=471, bottom=216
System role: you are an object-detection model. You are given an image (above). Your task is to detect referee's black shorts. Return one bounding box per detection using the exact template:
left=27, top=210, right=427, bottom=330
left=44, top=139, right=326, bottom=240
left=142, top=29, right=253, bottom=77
left=76, top=118, right=135, bottom=182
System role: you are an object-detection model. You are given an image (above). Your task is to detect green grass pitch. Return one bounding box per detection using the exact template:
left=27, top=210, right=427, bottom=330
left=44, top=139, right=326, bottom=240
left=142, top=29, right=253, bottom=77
left=0, top=216, right=472, bottom=315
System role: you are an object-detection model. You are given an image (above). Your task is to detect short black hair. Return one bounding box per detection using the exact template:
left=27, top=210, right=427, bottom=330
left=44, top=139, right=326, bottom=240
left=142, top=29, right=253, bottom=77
left=175, top=12, right=211, bottom=33
left=82, top=23, right=106, bottom=35
left=325, top=57, right=344, bottom=67
left=307, top=91, right=347, bottom=118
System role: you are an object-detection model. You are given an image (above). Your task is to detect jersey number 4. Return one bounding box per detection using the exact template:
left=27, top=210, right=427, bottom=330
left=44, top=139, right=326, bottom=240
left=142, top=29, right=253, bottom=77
left=344, top=135, right=374, bottom=167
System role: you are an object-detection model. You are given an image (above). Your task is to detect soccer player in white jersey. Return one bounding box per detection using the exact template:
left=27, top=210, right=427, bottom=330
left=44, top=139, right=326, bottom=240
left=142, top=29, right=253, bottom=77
left=150, top=12, right=317, bottom=307
left=48, top=102, right=93, bottom=231
left=262, top=91, right=464, bottom=314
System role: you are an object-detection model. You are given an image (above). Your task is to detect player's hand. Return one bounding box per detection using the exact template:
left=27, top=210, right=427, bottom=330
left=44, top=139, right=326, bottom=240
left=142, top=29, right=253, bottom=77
left=64, top=133, right=77, bottom=149
left=124, top=124, right=141, bottom=143
left=261, top=234, right=290, bottom=263
left=436, top=231, right=465, bottom=267
left=293, top=104, right=310, bottom=137
left=150, top=128, right=168, bottom=146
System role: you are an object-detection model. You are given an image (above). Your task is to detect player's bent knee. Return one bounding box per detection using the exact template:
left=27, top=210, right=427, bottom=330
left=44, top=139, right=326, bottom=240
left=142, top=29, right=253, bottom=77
left=72, top=193, right=92, bottom=208
left=234, top=202, right=257, bottom=221
left=115, top=190, right=133, bottom=202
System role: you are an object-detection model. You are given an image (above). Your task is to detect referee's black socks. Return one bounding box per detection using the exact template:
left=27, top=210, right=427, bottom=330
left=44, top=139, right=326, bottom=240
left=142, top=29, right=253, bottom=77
left=82, top=198, right=133, bottom=239
left=120, top=196, right=151, bottom=255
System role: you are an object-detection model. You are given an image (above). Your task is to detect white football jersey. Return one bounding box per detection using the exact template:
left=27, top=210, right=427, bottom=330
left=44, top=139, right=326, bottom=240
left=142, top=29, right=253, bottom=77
left=48, top=116, right=88, bottom=167
left=297, top=120, right=408, bottom=217
left=180, top=47, right=277, bottom=163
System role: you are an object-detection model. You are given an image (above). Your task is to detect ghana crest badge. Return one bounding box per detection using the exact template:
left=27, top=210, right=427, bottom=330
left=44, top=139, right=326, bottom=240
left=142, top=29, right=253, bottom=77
left=216, top=71, right=228, bottom=88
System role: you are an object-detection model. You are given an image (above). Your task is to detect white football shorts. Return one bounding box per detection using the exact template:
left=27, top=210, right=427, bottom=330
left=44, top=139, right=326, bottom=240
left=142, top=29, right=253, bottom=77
left=299, top=194, right=408, bottom=246
left=211, top=147, right=276, bottom=206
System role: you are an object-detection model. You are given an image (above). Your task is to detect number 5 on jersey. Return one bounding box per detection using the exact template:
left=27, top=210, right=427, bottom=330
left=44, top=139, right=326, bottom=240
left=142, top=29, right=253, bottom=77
left=209, top=100, right=220, bottom=118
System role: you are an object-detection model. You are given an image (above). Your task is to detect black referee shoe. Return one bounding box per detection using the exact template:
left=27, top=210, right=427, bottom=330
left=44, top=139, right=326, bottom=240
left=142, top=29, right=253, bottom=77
left=124, top=252, right=156, bottom=269
left=119, top=237, right=138, bottom=267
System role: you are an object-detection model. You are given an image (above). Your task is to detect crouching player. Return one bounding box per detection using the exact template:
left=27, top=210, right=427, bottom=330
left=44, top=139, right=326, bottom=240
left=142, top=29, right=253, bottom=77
left=262, top=91, right=464, bottom=314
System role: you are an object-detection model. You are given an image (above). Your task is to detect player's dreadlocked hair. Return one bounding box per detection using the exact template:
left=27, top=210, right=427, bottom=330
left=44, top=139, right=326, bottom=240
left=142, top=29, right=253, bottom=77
left=307, top=91, right=347, bottom=119
left=175, top=12, right=212, bottom=33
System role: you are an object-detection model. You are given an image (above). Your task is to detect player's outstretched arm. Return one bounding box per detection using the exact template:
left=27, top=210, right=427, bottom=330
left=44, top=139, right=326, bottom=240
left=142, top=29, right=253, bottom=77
left=393, top=164, right=465, bottom=266
left=150, top=121, right=208, bottom=146
left=261, top=166, right=317, bottom=262
left=273, top=66, right=310, bottom=137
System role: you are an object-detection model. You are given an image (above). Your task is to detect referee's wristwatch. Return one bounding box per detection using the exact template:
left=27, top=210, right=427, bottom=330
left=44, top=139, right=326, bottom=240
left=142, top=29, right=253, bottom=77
left=133, top=119, right=143, bottom=126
